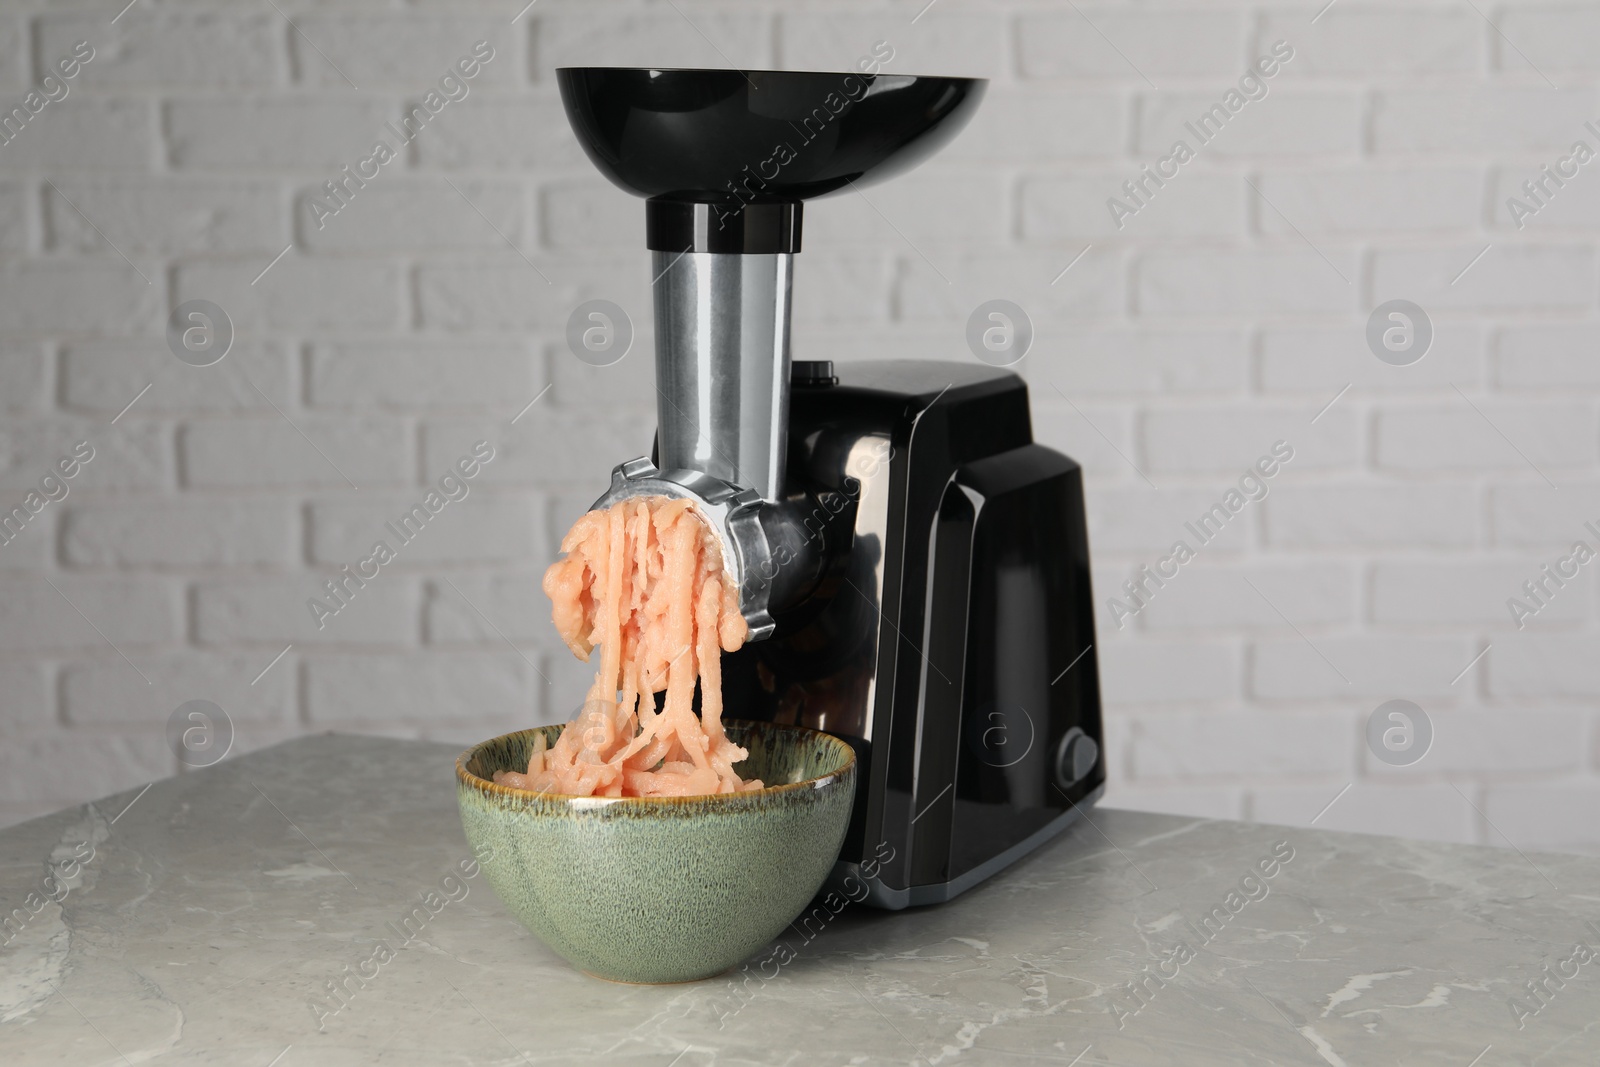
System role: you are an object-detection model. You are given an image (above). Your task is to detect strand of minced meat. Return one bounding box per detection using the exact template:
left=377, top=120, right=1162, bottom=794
left=492, top=496, right=761, bottom=797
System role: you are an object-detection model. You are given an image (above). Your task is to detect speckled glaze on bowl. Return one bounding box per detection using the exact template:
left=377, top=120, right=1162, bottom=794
left=456, top=719, right=856, bottom=985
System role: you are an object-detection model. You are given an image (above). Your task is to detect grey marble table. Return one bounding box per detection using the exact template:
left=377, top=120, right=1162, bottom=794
left=3, top=734, right=1598, bottom=1066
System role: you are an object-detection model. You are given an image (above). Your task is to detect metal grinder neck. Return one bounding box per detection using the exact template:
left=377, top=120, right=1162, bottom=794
left=647, top=200, right=801, bottom=504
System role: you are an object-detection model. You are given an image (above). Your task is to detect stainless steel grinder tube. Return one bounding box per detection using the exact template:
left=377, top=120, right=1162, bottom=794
left=650, top=250, right=793, bottom=504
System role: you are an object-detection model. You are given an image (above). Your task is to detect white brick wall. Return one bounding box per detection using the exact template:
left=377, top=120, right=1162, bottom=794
left=1, top=0, right=1598, bottom=863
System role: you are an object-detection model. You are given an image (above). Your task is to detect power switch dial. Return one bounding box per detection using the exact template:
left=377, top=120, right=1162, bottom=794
left=1056, top=727, right=1099, bottom=791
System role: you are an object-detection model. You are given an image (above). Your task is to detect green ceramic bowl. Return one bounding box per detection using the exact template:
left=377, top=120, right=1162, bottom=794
left=456, top=719, right=856, bottom=984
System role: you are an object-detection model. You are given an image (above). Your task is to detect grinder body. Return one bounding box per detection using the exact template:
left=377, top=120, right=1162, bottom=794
left=557, top=66, right=1105, bottom=908
left=722, top=360, right=1105, bottom=908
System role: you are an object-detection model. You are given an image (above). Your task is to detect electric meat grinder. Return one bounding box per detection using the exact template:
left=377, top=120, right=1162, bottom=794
left=556, top=66, right=1105, bottom=908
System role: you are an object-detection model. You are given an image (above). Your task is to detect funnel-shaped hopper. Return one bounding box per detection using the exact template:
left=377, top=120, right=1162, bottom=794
left=556, top=67, right=985, bottom=197
left=556, top=67, right=985, bottom=251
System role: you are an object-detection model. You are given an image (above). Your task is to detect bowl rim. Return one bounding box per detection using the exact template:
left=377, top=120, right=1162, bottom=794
left=455, top=718, right=856, bottom=806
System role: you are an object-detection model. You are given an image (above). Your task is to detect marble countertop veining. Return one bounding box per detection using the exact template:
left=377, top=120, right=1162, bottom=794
left=2, top=734, right=1598, bottom=1066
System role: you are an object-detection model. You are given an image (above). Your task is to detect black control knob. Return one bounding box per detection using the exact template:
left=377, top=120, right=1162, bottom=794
left=1056, top=727, right=1099, bottom=790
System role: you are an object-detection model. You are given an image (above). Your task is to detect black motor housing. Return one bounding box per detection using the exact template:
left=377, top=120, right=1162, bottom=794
left=723, top=359, right=1105, bottom=908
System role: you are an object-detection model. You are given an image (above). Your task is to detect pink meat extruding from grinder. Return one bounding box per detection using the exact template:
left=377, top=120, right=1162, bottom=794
left=493, top=496, right=762, bottom=797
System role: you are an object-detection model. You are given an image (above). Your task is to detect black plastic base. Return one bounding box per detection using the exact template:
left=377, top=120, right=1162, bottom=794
left=826, top=785, right=1105, bottom=910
